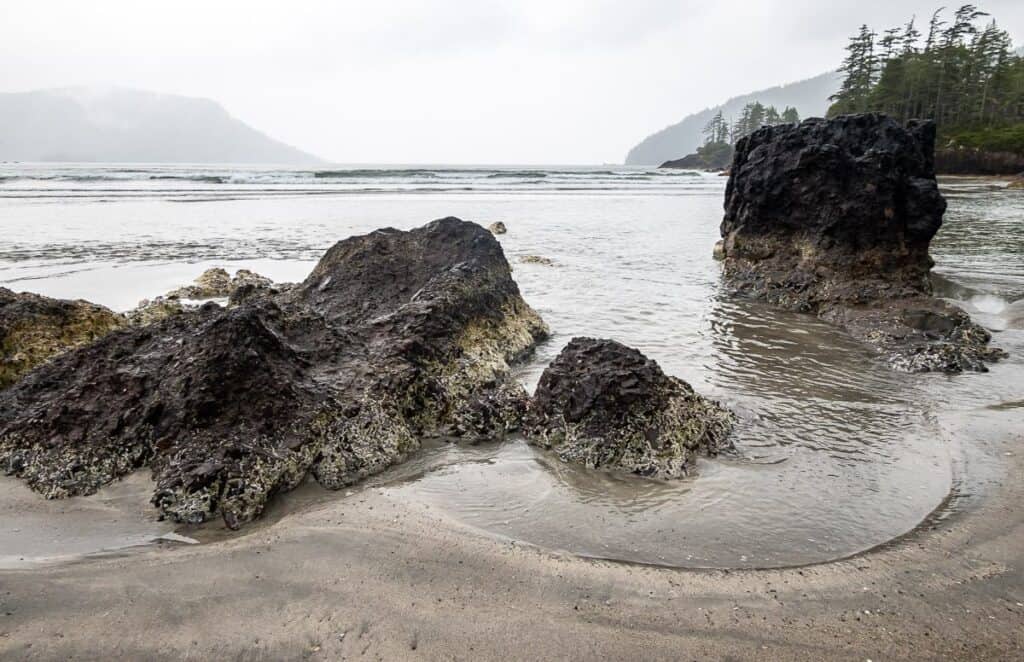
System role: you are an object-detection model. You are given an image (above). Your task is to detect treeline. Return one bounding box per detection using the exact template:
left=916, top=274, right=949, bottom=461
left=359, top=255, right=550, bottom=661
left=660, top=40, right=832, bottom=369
left=702, top=102, right=801, bottom=146
left=828, top=5, right=1023, bottom=141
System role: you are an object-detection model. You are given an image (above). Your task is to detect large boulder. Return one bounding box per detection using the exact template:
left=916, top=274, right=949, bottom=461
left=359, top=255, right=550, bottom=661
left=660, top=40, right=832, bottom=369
left=717, top=113, right=1003, bottom=372
left=523, top=338, right=733, bottom=478
left=0, top=218, right=548, bottom=528
left=0, top=289, right=124, bottom=389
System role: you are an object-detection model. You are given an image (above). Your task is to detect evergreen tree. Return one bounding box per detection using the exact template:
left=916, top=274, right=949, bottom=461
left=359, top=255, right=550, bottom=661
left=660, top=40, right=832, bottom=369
left=827, top=3, right=1023, bottom=148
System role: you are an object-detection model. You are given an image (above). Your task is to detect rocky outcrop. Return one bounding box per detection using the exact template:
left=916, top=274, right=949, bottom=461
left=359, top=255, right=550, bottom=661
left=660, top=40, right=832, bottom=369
left=0, top=218, right=548, bottom=528
left=935, top=148, right=1024, bottom=176
left=660, top=154, right=704, bottom=169
left=523, top=338, right=733, bottom=478
left=717, top=113, right=1003, bottom=372
left=127, top=268, right=278, bottom=325
left=0, top=289, right=124, bottom=389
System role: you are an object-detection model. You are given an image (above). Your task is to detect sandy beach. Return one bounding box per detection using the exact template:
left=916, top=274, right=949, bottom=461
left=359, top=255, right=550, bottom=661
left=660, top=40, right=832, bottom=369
left=1, top=401, right=1020, bottom=661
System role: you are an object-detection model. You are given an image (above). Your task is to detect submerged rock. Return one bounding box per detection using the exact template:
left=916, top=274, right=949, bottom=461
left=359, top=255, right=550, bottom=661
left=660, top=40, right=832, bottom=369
left=519, top=255, right=557, bottom=267
left=488, top=221, right=507, bottom=235
left=0, top=289, right=124, bottom=389
left=718, top=113, right=1003, bottom=372
left=523, top=338, right=733, bottom=478
left=0, top=218, right=548, bottom=528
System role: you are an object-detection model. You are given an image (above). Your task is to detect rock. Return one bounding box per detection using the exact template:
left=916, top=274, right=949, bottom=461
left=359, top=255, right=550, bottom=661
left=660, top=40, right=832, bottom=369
left=0, top=289, right=124, bottom=389
left=660, top=154, right=705, bottom=169
left=125, top=268, right=279, bottom=325
left=165, top=268, right=274, bottom=301
left=1008, top=178, right=1024, bottom=190
left=488, top=221, right=507, bottom=235
left=124, top=297, right=185, bottom=326
left=718, top=113, right=1003, bottom=372
left=523, top=338, right=733, bottom=478
left=0, top=218, right=548, bottom=528
left=519, top=255, right=556, bottom=266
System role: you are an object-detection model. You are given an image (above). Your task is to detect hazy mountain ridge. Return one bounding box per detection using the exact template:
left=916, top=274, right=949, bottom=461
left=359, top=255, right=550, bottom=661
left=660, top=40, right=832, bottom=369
left=0, top=87, right=322, bottom=164
left=625, top=72, right=842, bottom=165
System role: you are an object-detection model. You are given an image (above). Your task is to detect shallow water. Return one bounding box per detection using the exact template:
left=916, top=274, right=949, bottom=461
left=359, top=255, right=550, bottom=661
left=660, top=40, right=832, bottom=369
left=1, top=164, right=1022, bottom=568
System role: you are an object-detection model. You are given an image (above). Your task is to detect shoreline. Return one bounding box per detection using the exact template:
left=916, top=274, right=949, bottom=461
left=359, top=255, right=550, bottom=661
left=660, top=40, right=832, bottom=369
left=1, top=406, right=1020, bottom=660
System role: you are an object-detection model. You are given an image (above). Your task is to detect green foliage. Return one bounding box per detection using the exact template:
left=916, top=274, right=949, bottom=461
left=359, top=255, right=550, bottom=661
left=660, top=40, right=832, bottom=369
left=828, top=4, right=1024, bottom=154
left=702, top=103, right=800, bottom=147
left=696, top=141, right=734, bottom=169
left=945, top=124, right=1024, bottom=153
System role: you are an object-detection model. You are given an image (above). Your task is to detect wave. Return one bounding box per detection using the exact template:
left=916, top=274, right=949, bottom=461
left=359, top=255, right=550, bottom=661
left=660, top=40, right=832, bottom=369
left=314, top=169, right=441, bottom=179
left=149, top=175, right=228, bottom=184
left=486, top=171, right=548, bottom=179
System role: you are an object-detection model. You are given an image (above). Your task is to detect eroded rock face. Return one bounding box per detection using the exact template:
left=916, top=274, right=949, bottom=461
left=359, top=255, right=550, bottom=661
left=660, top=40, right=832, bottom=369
left=0, top=289, right=124, bottom=389
left=0, top=218, right=548, bottom=528
left=718, top=113, right=1003, bottom=372
left=523, top=338, right=733, bottom=478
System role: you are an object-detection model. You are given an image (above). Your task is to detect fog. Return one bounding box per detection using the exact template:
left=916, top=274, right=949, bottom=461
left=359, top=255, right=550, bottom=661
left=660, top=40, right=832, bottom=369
left=2, top=0, right=1022, bottom=163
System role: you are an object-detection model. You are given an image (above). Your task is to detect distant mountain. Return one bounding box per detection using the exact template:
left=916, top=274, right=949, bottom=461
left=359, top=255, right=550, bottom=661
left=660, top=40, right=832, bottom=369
left=0, top=87, right=322, bottom=164
left=625, top=72, right=842, bottom=165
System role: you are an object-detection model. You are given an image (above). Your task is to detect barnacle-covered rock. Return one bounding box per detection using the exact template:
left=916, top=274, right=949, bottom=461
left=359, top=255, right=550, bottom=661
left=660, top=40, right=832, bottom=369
left=0, top=218, right=548, bottom=528
left=718, top=113, right=1003, bottom=372
left=523, top=338, right=733, bottom=478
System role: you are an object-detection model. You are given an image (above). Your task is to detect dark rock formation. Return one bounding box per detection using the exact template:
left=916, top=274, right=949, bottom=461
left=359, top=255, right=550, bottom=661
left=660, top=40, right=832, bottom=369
left=718, top=113, right=1003, bottom=372
left=935, top=148, right=1024, bottom=176
left=0, top=218, right=548, bottom=528
left=0, top=289, right=124, bottom=389
left=661, top=143, right=733, bottom=171
left=523, top=338, right=733, bottom=478
left=660, top=154, right=704, bottom=169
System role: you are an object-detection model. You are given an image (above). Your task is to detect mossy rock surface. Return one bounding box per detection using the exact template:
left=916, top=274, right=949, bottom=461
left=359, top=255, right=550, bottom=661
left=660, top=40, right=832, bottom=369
left=0, top=288, right=124, bottom=389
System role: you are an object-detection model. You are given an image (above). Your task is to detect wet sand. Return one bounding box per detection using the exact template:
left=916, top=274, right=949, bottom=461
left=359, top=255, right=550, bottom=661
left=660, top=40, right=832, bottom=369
left=1, top=406, right=1021, bottom=661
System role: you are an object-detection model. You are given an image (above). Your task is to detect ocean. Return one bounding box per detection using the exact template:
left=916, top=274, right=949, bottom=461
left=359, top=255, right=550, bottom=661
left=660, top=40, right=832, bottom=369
left=1, top=163, right=1022, bottom=568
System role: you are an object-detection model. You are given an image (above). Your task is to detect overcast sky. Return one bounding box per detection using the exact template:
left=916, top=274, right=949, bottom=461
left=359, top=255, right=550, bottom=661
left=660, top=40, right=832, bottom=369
left=2, top=1, right=1023, bottom=164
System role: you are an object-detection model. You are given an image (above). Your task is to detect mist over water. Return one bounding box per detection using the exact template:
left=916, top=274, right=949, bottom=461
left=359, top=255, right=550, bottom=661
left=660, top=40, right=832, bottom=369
left=1, top=164, right=1022, bottom=567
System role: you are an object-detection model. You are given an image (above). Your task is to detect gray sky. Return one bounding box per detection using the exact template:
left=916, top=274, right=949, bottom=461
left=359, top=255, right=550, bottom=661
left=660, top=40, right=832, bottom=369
left=3, top=0, right=1023, bottom=164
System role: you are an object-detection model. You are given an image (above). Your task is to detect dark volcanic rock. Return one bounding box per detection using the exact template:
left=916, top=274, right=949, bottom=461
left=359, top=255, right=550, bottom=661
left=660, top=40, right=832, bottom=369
left=523, top=338, right=733, bottom=478
left=0, top=218, right=548, bottom=528
left=0, top=289, right=124, bottom=389
left=660, top=154, right=705, bottom=169
left=718, top=113, right=1003, bottom=372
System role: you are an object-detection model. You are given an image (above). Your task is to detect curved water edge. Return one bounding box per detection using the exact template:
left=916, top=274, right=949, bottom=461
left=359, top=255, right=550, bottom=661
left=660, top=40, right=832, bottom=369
left=0, top=166, right=1022, bottom=569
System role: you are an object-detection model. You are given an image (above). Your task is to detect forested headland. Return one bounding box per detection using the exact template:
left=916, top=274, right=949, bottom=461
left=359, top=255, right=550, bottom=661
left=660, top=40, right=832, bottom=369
left=828, top=4, right=1024, bottom=174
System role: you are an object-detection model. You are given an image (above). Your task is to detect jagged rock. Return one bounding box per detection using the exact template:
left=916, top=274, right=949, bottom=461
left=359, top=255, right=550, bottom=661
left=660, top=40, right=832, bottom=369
left=523, top=338, right=733, bottom=478
left=126, top=268, right=279, bottom=326
left=165, top=268, right=274, bottom=301
left=0, top=289, right=124, bottom=389
left=125, top=297, right=186, bottom=326
left=0, top=218, right=548, bottom=528
left=488, top=222, right=507, bottom=235
left=718, top=113, right=1003, bottom=372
